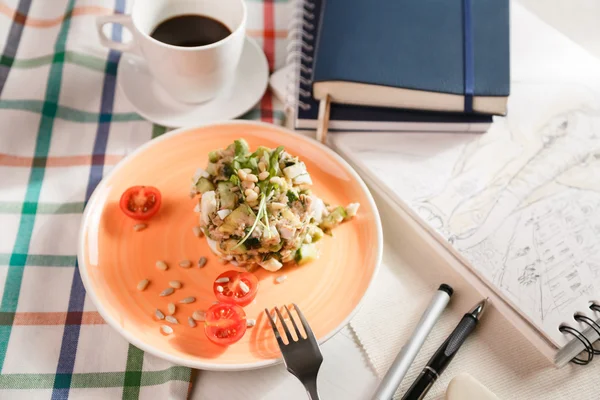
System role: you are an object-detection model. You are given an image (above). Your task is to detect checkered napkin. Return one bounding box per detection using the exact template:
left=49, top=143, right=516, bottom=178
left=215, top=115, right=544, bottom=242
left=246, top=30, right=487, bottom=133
left=0, top=0, right=288, bottom=398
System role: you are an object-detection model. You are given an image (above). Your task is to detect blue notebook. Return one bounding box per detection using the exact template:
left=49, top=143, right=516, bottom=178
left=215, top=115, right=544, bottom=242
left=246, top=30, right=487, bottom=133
left=290, top=0, right=497, bottom=132
left=312, top=0, right=510, bottom=115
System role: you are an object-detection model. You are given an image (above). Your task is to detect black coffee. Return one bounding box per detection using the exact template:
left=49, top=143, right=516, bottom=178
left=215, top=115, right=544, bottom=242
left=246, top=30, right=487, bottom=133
left=150, top=15, right=232, bottom=47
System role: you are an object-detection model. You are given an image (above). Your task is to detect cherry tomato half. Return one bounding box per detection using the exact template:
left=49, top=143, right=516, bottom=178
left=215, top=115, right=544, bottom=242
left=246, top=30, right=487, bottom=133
left=213, top=270, right=259, bottom=307
left=119, top=186, right=162, bottom=220
left=204, top=303, right=247, bottom=345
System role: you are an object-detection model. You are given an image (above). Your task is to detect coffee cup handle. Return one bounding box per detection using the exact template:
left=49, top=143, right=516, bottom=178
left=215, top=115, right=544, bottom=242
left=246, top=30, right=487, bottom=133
left=96, top=14, right=136, bottom=52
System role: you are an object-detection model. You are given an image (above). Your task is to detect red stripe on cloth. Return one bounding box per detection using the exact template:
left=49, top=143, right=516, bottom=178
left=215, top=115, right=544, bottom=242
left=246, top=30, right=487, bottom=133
left=0, top=154, right=123, bottom=167
left=260, top=0, right=275, bottom=123
left=0, top=4, right=112, bottom=28
left=12, top=311, right=104, bottom=325
left=247, top=29, right=287, bottom=39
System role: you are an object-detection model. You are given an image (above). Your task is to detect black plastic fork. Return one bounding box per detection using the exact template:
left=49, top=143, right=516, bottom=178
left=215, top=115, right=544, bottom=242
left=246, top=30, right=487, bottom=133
left=265, top=304, right=323, bottom=400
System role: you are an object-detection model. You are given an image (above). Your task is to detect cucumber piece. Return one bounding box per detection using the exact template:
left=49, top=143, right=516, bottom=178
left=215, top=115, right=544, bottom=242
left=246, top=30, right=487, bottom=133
left=221, top=239, right=247, bottom=254
left=208, top=151, right=220, bottom=163
left=311, top=227, right=324, bottom=242
left=217, top=182, right=237, bottom=210
left=205, top=162, right=218, bottom=176
left=218, top=205, right=253, bottom=234
left=195, top=177, right=215, bottom=194
left=269, top=242, right=283, bottom=252
left=320, top=206, right=347, bottom=229
left=295, top=243, right=318, bottom=265
left=259, top=257, right=283, bottom=272
left=234, top=139, right=249, bottom=157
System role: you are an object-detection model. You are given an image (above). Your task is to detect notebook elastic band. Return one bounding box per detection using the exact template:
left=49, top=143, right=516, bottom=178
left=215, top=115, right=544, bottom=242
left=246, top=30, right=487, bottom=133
left=463, top=0, right=474, bottom=113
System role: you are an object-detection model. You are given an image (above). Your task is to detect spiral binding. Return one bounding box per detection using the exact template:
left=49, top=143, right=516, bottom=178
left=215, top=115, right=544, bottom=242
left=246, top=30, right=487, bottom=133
left=559, top=325, right=594, bottom=365
left=285, top=0, right=318, bottom=114
left=574, top=315, right=600, bottom=355
left=559, top=302, right=600, bottom=365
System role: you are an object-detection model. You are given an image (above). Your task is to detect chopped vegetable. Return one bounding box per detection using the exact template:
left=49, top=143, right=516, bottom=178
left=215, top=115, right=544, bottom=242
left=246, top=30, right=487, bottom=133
left=213, top=270, right=259, bottom=307
left=200, top=191, right=217, bottom=225
left=345, top=203, right=360, bottom=219
left=217, top=182, right=237, bottom=210
left=320, top=206, right=347, bottom=230
left=286, top=190, right=298, bottom=204
left=119, top=186, right=162, bottom=220
left=295, top=243, right=318, bottom=265
left=219, top=205, right=253, bottom=234
left=208, top=151, right=220, bottom=163
left=204, top=303, right=247, bottom=345
left=216, top=209, right=232, bottom=220
left=195, top=177, right=215, bottom=194
left=283, top=162, right=306, bottom=180
left=191, top=140, right=359, bottom=270
left=259, top=257, right=283, bottom=271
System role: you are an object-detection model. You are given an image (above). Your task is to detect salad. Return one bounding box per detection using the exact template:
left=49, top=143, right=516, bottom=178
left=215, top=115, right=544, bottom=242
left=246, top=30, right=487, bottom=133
left=191, top=139, right=359, bottom=271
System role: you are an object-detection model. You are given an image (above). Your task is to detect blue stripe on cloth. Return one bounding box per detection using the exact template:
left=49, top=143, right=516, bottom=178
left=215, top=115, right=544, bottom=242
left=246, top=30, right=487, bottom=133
left=463, top=0, right=474, bottom=113
left=51, top=266, right=86, bottom=399
left=0, top=0, right=32, bottom=95
left=51, top=1, right=125, bottom=398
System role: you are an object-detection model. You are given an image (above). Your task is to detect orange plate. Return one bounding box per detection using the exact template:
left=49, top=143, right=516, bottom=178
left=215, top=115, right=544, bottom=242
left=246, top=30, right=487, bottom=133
left=78, top=121, right=382, bottom=370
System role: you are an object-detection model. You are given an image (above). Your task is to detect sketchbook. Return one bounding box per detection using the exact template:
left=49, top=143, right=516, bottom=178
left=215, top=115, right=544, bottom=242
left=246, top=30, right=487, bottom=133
left=330, top=3, right=600, bottom=367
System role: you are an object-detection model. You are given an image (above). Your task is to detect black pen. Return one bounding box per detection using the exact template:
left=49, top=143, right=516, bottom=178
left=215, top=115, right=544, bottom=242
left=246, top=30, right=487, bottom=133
left=401, top=298, right=488, bottom=400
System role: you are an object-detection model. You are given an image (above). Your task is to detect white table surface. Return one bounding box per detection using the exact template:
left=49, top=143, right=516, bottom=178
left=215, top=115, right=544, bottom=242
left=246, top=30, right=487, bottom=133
left=191, top=326, right=377, bottom=400
left=190, top=1, right=600, bottom=398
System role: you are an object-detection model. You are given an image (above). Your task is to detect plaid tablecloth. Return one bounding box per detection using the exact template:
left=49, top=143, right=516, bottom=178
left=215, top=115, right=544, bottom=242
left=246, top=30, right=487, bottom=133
left=0, top=0, right=287, bottom=398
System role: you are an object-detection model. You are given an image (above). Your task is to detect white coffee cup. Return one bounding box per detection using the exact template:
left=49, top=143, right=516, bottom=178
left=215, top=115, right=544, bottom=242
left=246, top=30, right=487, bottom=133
left=96, top=0, right=247, bottom=103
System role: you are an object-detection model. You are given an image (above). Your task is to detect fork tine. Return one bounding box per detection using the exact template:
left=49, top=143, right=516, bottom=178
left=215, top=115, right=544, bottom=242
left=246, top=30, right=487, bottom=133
left=292, top=303, right=317, bottom=342
left=274, top=307, right=293, bottom=343
left=284, top=305, right=303, bottom=339
left=264, top=308, right=285, bottom=347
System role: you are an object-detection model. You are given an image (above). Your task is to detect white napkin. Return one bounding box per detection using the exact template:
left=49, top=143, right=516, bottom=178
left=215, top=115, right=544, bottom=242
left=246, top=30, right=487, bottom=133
left=349, top=234, right=600, bottom=400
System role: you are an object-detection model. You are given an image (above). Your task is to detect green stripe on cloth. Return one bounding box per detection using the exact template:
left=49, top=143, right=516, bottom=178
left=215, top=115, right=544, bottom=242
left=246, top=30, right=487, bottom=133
left=241, top=108, right=285, bottom=121
left=0, top=367, right=191, bottom=389
left=122, top=345, right=144, bottom=399
left=151, top=124, right=167, bottom=138
left=0, top=103, right=284, bottom=128
left=0, top=100, right=142, bottom=122
left=0, top=103, right=283, bottom=126
left=0, top=202, right=84, bottom=214
left=0, top=254, right=76, bottom=267
left=139, top=367, right=192, bottom=387
left=0, top=51, right=113, bottom=74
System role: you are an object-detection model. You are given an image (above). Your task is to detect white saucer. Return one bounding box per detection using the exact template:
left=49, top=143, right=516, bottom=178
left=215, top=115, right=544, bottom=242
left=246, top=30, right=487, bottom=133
left=117, top=37, right=269, bottom=127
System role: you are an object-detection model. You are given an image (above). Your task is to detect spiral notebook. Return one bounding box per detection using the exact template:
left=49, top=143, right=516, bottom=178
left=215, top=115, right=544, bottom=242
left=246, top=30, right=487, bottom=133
left=328, top=2, right=600, bottom=368
left=284, top=0, right=494, bottom=133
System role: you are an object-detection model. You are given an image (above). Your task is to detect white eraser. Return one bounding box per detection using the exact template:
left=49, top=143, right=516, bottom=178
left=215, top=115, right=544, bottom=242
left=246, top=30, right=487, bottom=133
left=445, top=373, right=500, bottom=400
